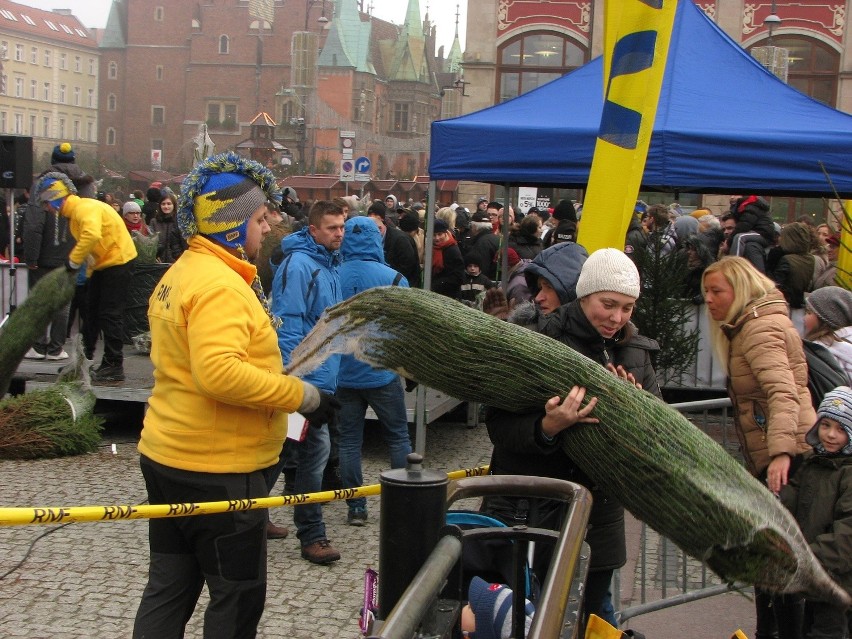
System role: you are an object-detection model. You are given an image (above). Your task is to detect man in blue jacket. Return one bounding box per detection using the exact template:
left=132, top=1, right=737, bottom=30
left=337, top=216, right=413, bottom=526
left=271, top=200, right=345, bottom=564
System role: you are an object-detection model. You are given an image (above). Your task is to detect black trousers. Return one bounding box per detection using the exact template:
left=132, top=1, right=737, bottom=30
left=133, top=455, right=269, bottom=639
left=85, top=258, right=136, bottom=365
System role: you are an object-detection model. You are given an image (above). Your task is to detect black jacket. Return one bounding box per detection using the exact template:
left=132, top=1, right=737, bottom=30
left=383, top=225, right=420, bottom=288
left=486, top=301, right=660, bottom=572
left=464, top=230, right=500, bottom=279
left=149, top=213, right=186, bottom=263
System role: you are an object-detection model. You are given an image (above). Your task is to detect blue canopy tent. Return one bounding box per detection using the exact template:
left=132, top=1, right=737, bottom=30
left=429, top=0, right=852, bottom=197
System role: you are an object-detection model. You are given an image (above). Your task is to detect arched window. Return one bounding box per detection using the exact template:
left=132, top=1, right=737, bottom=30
left=106, top=127, right=116, bottom=145
left=107, top=93, right=116, bottom=111
left=749, top=36, right=839, bottom=106
left=219, top=35, right=229, bottom=55
left=108, top=61, right=117, bottom=79
left=497, top=31, right=587, bottom=102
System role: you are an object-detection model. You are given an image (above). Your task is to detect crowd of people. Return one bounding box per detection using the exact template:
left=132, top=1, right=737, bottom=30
left=4, top=147, right=850, bottom=638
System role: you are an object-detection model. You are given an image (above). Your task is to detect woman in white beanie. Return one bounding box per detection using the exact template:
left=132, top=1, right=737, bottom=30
left=485, top=247, right=661, bottom=631
left=803, top=285, right=852, bottom=381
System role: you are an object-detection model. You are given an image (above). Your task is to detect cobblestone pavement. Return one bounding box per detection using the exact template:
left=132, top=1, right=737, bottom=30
left=0, top=412, right=493, bottom=638
left=0, top=405, right=753, bottom=638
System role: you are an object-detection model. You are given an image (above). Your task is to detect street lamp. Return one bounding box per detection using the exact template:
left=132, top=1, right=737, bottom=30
left=305, top=0, right=328, bottom=31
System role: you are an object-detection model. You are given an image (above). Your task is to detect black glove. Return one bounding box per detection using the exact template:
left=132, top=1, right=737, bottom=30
left=405, top=378, right=418, bottom=392
left=302, top=391, right=340, bottom=426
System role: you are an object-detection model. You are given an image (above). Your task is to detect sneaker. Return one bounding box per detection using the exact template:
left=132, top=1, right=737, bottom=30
left=92, top=364, right=125, bottom=382
left=46, top=350, right=69, bottom=361
left=300, top=539, right=341, bottom=565
left=347, top=508, right=367, bottom=527
left=24, top=347, right=45, bottom=360
left=266, top=521, right=290, bottom=540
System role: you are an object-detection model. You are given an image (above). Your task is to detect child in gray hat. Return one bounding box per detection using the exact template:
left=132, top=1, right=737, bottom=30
left=804, top=286, right=852, bottom=380
left=780, top=385, right=852, bottom=638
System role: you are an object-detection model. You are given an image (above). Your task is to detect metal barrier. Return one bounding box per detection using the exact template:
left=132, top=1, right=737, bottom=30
left=616, top=397, right=752, bottom=624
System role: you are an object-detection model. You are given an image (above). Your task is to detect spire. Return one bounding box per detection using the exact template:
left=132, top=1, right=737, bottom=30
left=446, top=4, right=463, bottom=73
left=317, top=0, right=376, bottom=74
left=403, top=0, right=423, bottom=38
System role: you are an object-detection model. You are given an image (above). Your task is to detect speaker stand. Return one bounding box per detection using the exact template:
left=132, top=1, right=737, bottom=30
left=0, top=187, right=17, bottom=329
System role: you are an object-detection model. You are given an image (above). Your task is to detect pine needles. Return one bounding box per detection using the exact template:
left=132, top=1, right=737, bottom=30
left=0, top=383, right=103, bottom=459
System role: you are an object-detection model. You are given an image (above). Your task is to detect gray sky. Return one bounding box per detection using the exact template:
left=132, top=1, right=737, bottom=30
left=13, top=0, right=467, bottom=54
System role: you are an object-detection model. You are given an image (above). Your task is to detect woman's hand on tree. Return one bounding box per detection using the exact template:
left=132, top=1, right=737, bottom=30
left=607, top=363, right=642, bottom=390
left=541, top=386, right=599, bottom=438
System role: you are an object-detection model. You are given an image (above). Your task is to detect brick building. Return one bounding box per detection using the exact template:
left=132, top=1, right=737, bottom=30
left=97, top=0, right=464, bottom=180
left=0, top=0, right=99, bottom=165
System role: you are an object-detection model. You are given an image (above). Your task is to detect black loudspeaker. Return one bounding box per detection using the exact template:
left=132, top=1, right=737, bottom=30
left=0, top=135, right=34, bottom=189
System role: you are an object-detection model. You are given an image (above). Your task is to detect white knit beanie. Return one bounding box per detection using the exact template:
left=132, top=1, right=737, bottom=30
left=575, top=248, right=641, bottom=299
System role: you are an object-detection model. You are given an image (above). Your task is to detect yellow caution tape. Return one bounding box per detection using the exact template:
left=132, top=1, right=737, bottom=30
left=0, top=465, right=489, bottom=527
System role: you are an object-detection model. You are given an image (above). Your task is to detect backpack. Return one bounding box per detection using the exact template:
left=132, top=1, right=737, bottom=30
left=802, top=340, right=850, bottom=409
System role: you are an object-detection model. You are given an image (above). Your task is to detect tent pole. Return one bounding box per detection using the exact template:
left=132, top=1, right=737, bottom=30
left=414, top=181, right=438, bottom=457
left=501, top=183, right=510, bottom=289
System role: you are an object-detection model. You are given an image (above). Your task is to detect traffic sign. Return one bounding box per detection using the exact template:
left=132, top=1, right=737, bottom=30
left=340, top=159, right=354, bottom=182
left=355, top=156, right=371, bottom=173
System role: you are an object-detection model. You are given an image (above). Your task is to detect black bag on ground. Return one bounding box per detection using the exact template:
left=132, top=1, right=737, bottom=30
left=802, top=340, right=850, bottom=409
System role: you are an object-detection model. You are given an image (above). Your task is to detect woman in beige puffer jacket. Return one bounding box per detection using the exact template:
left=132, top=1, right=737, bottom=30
left=703, top=256, right=814, bottom=490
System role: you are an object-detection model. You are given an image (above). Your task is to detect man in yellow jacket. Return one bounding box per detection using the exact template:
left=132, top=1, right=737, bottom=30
left=34, top=172, right=137, bottom=381
left=131, top=152, right=337, bottom=638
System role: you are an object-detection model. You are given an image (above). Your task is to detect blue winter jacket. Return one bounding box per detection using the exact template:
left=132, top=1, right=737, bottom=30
left=338, top=216, right=408, bottom=389
left=271, top=226, right=341, bottom=392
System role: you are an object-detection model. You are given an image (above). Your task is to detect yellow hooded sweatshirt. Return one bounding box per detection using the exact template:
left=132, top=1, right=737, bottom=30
left=59, top=194, right=137, bottom=269
left=138, top=235, right=304, bottom=473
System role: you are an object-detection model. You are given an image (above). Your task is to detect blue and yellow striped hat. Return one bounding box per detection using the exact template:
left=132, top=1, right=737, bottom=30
left=35, top=171, right=77, bottom=208
left=177, top=152, right=282, bottom=248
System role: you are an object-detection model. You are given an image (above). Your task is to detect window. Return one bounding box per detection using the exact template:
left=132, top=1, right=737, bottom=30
left=29, top=79, right=36, bottom=98
left=223, top=104, right=237, bottom=126
left=219, top=35, right=229, bottom=54
left=22, top=15, right=36, bottom=26
left=152, top=138, right=163, bottom=150
left=87, top=88, right=95, bottom=108
left=108, top=61, right=117, bottom=79
left=72, top=86, right=80, bottom=105
left=43, top=49, right=51, bottom=67
left=0, top=75, right=5, bottom=96
left=29, top=114, right=35, bottom=135
left=152, top=105, right=165, bottom=125
left=207, top=102, right=238, bottom=128
left=14, top=44, right=23, bottom=61
left=107, top=93, right=116, bottom=111
left=43, top=81, right=50, bottom=100
left=393, top=103, right=409, bottom=132
left=87, top=121, right=94, bottom=142
left=58, top=117, right=65, bottom=138
left=42, top=115, right=49, bottom=137
left=14, top=77, right=22, bottom=97
left=154, top=6, right=164, bottom=21
left=73, top=120, right=80, bottom=140
left=14, top=113, right=22, bottom=134
left=59, top=84, right=66, bottom=103
left=30, top=46, right=37, bottom=64
left=106, top=127, right=116, bottom=145
left=61, top=24, right=72, bottom=35
left=88, top=58, right=95, bottom=75
left=44, top=20, right=58, bottom=32
left=0, top=112, right=5, bottom=133
left=156, top=65, right=163, bottom=80
left=751, top=36, right=840, bottom=107
left=59, top=52, right=66, bottom=70
left=74, top=56, right=81, bottom=72
left=497, top=31, right=587, bottom=102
